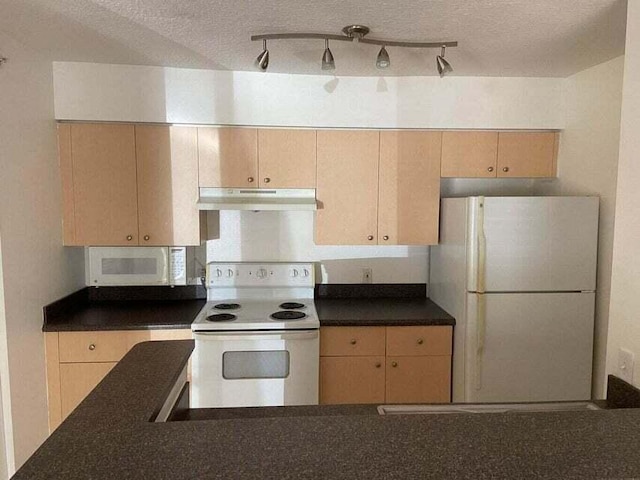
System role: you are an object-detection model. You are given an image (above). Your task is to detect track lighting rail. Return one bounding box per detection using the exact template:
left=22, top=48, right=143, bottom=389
left=251, top=24, right=457, bottom=75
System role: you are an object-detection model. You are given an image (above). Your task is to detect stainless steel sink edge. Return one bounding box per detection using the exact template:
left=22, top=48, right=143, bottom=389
left=377, top=402, right=601, bottom=415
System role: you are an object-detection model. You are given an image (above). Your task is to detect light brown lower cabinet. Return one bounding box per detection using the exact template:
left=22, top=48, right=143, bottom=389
left=320, top=356, right=385, bottom=404
left=59, top=362, right=117, bottom=419
left=45, top=329, right=192, bottom=432
left=385, top=356, right=451, bottom=403
left=319, top=326, right=452, bottom=405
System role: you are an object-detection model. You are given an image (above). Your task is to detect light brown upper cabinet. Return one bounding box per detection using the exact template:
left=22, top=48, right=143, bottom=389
left=59, top=123, right=138, bottom=245
left=135, top=126, right=202, bottom=246
left=315, top=130, right=380, bottom=245
left=198, top=127, right=316, bottom=189
left=441, top=131, right=499, bottom=178
left=198, top=127, right=259, bottom=188
left=441, top=130, right=558, bottom=178
left=497, top=132, right=559, bottom=178
left=316, top=130, right=442, bottom=246
left=59, top=123, right=204, bottom=246
left=378, top=131, right=441, bottom=245
left=257, top=129, right=316, bottom=188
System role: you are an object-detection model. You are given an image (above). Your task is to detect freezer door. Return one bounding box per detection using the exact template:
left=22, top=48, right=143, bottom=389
left=464, top=292, right=594, bottom=403
left=467, top=196, right=599, bottom=292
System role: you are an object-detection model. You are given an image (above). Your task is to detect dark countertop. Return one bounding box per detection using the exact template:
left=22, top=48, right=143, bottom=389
left=43, top=286, right=206, bottom=332
left=14, top=341, right=640, bottom=479
left=316, top=297, right=455, bottom=327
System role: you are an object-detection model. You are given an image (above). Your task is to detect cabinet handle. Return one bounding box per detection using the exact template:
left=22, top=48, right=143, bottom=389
left=350, top=339, right=357, bottom=345
left=367, top=235, right=374, bottom=241
left=487, top=166, right=494, bottom=172
left=391, top=361, right=398, bottom=368
left=88, top=344, right=96, bottom=351
left=143, top=235, right=150, bottom=241
left=383, top=235, right=389, bottom=241
left=126, top=235, right=133, bottom=241
left=417, top=338, right=424, bottom=345
left=248, top=177, right=254, bottom=183
left=264, top=177, right=271, bottom=183
left=503, top=167, right=509, bottom=173
left=375, top=362, right=381, bottom=368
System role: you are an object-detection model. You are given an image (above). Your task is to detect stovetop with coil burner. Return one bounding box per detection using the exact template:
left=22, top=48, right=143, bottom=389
left=191, top=262, right=319, bottom=332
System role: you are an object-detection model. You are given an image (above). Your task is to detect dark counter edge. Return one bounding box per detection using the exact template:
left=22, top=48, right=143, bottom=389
left=13, top=340, right=195, bottom=479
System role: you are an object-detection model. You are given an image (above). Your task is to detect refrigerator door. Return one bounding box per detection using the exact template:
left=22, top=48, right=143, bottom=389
left=466, top=196, right=599, bottom=293
left=464, top=292, right=594, bottom=403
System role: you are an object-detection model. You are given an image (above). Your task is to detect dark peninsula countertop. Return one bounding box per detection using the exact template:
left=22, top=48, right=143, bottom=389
left=42, top=286, right=206, bottom=332
left=315, top=284, right=455, bottom=327
left=15, top=341, right=640, bottom=479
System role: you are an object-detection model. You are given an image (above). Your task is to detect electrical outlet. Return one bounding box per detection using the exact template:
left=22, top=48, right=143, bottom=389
left=618, top=348, right=635, bottom=384
left=362, top=268, right=372, bottom=283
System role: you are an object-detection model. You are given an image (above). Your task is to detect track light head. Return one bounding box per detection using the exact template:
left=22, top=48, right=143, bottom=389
left=256, top=39, right=269, bottom=70
left=376, top=46, right=390, bottom=69
left=322, top=39, right=335, bottom=71
left=436, top=45, right=453, bottom=77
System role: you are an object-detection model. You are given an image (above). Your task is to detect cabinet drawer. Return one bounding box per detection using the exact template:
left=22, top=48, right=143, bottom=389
left=320, top=356, right=385, bottom=404
left=320, top=327, right=386, bottom=356
left=386, top=356, right=451, bottom=403
left=386, top=326, right=452, bottom=356
left=59, top=331, right=148, bottom=363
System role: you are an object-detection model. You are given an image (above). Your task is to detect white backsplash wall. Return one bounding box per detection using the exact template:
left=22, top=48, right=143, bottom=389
left=205, top=211, right=429, bottom=284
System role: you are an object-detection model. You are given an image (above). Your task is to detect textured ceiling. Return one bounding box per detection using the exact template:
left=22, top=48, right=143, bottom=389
left=1, top=0, right=627, bottom=77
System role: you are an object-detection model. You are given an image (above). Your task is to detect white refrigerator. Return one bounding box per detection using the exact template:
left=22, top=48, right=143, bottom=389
left=429, top=196, right=598, bottom=403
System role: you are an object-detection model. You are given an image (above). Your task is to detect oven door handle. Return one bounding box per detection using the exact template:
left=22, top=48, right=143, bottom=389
left=193, top=330, right=319, bottom=341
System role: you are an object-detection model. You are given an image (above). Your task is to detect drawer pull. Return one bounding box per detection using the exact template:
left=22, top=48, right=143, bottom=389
left=375, top=362, right=381, bottom=368
left=350, top=339, right=357, bottom=345
left=88, top=344, right=96, bottom=351
left=417, top=338, right=424, bottom=345
left=391, top=361, right=398, bottom=368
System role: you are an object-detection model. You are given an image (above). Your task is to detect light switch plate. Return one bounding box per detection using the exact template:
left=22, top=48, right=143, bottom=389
left=618, top=348, right=635, bottom=384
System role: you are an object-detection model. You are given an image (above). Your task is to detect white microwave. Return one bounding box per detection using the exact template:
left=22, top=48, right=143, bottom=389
left=87, top=247, right=187, bottom=286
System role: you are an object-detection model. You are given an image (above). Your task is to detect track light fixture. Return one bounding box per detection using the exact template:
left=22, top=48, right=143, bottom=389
left=256, top=39, right=269, bottom=71
left=251, top=25, right=456, bottom=75
left=376, top=46, right=390, bottom=69
left=436, top=45, right=453, bottom=77
left=322, top=39, right=335, bottom=71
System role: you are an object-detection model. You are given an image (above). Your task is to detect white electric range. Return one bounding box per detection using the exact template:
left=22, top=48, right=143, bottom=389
left=191, top=262, right=319, bottom=408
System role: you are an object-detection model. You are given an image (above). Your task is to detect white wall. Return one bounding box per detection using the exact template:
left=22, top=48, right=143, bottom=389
left=0, top=34, right=85, bottom=472
left=206, top=211, right=428, bottom=284
left=52, top=62, right=564, bottom=129
left=534, top=56, right=624, bottom=397
left=606, top=3, right=640, bottom=389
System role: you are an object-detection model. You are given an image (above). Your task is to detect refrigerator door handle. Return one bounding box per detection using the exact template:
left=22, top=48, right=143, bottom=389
left=475, top=197, right=486, bottom=391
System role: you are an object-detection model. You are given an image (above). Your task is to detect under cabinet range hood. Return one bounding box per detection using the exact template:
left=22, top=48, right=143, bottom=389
left=197, top=188, right=317, bottom=211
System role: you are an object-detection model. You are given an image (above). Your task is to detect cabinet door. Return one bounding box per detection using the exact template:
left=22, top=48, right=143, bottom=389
left=441, top=131, right=498, bottom=178
left=320, top=356, right=385, bottom=404
left=59, top=330, right=148, bottom=363
left=316, top=130, right=380, bottom=245
left=386, top=356, right=451, bottom=403
left=60, top=362, right=116, bottom=418
left=497, top=132, right=558, bottom=178
left=67, top=123, right=138, bottom=245
left=378, top=131, right=441, bottom=245
left=198, top=127, right=258, bottom=187
left=257, top=129, right=316, bottom=188
left=136, top=126, right=201, bottom=246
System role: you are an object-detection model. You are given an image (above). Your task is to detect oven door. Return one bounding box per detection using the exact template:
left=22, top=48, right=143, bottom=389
left=191, top=330, right=319, bottom=408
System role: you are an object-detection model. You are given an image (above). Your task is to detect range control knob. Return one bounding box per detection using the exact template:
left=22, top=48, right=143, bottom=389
left=226, top=269, right=234, bottom=278
left=290, top=269, right=299, bottom=278
left=302, top=269, right=310, bottom=277
left=256, top=268, right=268, bottom=279
left=215, top=268, right=223, bottom=278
